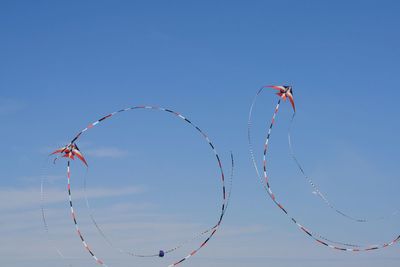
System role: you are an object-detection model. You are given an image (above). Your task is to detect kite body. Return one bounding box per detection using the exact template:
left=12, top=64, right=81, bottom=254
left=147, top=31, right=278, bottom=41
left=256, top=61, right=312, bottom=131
left=51, top=143, right=88, bottom=166
left=267, top=85, right=295, bottom=112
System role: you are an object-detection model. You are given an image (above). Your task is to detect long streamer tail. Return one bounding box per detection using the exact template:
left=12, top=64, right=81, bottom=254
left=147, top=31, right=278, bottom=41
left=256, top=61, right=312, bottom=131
left=249, top=87, right=400, bottom=251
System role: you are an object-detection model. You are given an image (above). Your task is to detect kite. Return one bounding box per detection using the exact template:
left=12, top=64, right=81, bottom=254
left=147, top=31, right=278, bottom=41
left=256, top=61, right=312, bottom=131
left=43, top=105, right=234, bottom=267
left=249, top=85, right=399, bottom=223
left=268, top=85, right=295, bottom=112
left=51, top=143, right=88, bottom=166
left=248, top=85, right=400, bottom=251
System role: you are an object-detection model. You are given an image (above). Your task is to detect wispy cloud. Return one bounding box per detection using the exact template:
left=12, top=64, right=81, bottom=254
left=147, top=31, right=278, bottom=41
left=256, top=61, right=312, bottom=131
left=85, top=147, right=128, bottom=158
left=0, top=186, right=145, bottom=211
left=2, top=189, right=399, bottom=267
left=218, top=224, right=268, bottom=237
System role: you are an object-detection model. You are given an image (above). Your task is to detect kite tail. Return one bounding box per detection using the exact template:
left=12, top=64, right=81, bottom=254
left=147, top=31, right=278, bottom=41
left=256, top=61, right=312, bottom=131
left=256, top=88, right=400, bottom=251
left=70, top=105, right=231, bottom=265
left=164, top=152, right=235, bottom=256
left=166, top=153, right=233, bottom=267
left=248, top=87, right=269, bottom=187
left=66, top=161, right=108, bottom=267
left=288, top=113, right=366, bottom=222
left=287, top=112, right=399, bottom=222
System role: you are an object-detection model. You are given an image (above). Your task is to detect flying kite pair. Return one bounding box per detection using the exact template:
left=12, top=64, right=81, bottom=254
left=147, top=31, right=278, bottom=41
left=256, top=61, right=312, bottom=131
left=45, top=87, right=398, bottom=267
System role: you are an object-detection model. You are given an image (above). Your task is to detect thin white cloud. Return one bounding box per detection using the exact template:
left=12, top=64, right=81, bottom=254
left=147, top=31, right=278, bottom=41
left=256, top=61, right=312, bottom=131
left=218, top=224, right=268, bottom=237
left=0, top=186, right=145, bottom=211
left=85, top=147, right=128, bottom=158
left=2, top=195, right=399, bottom=267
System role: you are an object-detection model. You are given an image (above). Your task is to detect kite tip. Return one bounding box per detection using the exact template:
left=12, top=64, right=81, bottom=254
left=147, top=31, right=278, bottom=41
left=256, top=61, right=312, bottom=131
left=159, top=250, right=165, bottom=257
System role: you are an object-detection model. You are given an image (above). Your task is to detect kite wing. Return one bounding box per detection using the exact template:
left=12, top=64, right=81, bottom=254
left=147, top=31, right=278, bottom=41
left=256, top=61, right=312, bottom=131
left=72, top=148, right=88, bottom=166
left=50, top=147, right=68, bottom=155
left=267, top=85, right=285, bottom=91
left=287, top=93, right=296, bottom=112
left=266, top=85, right=296, bottom=112
left=51, top=144, right=88, bottom=166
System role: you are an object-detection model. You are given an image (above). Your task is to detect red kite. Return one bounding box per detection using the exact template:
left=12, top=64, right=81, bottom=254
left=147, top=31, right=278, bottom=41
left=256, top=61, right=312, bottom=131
left=51, top=143, right=88, bottom=166
left=267, top=85, right=295, bottom=112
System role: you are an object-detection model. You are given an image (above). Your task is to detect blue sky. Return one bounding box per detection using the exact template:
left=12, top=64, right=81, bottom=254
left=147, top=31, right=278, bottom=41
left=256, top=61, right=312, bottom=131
left=1, top=1, right=400, bottom=267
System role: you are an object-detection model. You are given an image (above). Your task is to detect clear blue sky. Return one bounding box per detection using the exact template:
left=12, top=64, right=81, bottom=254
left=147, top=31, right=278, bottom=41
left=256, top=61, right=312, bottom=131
left=1, top=1, right=400, bottom=267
